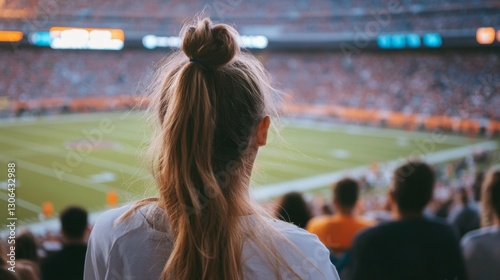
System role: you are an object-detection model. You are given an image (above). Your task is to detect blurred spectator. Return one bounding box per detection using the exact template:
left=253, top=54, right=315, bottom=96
left=320, top=204, right=333, bottom=216
left=275, top=192, right=312, bottom=229
left=461, top=166, right=500, bottom=280
left=0, top=268, right=18, bottom=280
left=40, top=232, right=62, bottom=256
left=447, top=187, right=480, bottom=238
left=363, top=195, right=392, bottom=223
left=0, top=240, right=18, bottom=280
left=434, top=196, right=454, bottom=220
left=481, top=166, right=500, bottom=227
left=15, top=260, right=39, bottom=280
left=472, top=171, right=485, bottom=202
left=15, top=231, right=40, bottom=280
left=0, top=240, right=7, bottom=267
left=349, top=162, right=466, bottom=280
left=41, top=206, right=89, bottom=280
left=307, top=178, right=375, bottom=255
left=16, top=231, right=40, bottom=264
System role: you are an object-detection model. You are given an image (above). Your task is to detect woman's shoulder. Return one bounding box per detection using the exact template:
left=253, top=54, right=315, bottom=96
left=271, top=218, right=323, bottom=243
left=90, top=204, right=153, bottom=242
left=271, top=218, right=332, bottom=258
left=461, top=226, right=500, bottom=248
left=92, top=205, right=133, bottom=230
left=243, top=217, right=339, bottom=279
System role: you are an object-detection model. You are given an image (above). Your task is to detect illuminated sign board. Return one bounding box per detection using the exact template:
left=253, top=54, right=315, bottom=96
left=0, top=31, right=23, bottom=42
left=240, top=35, right=268, bottom=49
left=49, top=27, right=124, bottom=50
left=29, top=32, right=51, bottom=47
left=377, top=33, right=441, bottom=49
left=142, top=35, right=268, bottom=50
left=423, top=33, right=442, bottom=47
left=406, top=34, right=421, bottom=48
left=142, top=35, right=180, bottom=49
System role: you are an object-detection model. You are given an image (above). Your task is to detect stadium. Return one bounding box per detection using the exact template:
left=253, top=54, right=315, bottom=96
left=1, top=0, right=500, bottom=279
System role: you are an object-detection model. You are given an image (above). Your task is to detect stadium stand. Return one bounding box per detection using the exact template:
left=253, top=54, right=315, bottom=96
left=2, top=48, right=499, bottom=134
left=2, top=0, right=499, bottom=33
left=2, top=0, right=499, bottom=133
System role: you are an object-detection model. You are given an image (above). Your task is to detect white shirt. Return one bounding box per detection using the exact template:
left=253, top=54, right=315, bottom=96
left=84, top=204, right=340, bottom=280
left=461, top=226, right=500, bottom=280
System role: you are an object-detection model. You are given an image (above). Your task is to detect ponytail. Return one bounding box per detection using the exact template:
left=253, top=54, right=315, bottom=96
left=156, top=18, right=245, bottom=280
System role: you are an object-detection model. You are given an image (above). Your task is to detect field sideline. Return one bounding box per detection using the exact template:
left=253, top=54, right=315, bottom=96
left=0, top=112, right=498, bottom=229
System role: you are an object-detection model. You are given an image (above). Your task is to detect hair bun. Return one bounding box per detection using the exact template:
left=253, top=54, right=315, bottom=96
left=181, top=18, right=239, bottom=68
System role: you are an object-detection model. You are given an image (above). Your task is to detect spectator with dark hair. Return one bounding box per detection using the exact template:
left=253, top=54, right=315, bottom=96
left=275, top=192, right=312, bottom=229
left=0, top=268, right=18, bottom=280
left=448, top=187, right=480, bottom=238
left=461, top=166, right=500, bottom=280
left=41, top=206, right=89, bottom=280
left=16, top=231, right=39, bottom=264
left=472, top=171, right=485, bottom=202
left=0, top=240, right=19, bottom=280
left=15, top=260, right=39, bottom=280
left=349, top=162, right=466, bottom=280
left=307, top=178, right=374, bottom=254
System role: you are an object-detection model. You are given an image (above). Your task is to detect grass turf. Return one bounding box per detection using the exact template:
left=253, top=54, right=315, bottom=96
left=0, top=112, right=495, bottom=224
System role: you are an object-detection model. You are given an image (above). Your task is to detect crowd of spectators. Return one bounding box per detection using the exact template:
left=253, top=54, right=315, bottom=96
left=274, top=154, right=500, bottom=279
left=2, top=48, right=499, bottom=121
left=2, top=150, right=497, bottom=279
left=1, top=206, right=89, bottom=280
left=2, top=1, right=499, bottom=120
left=266, top=50, right=500, bottom=120
left=1, top=0, right=498, bottom=34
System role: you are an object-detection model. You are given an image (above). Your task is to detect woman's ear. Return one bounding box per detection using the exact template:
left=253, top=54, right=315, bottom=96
left=256, top=116, right=271, bottom=146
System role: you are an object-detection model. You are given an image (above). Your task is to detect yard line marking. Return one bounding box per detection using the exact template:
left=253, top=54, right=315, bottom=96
left=254, top=163, right=313, bottom=179
left=11, top=126, right=142, bottom=157
left=0, top=112, right=141, bottom=127
left=250, top=141, right=498, bottom=200
left=0, top=154, right=130, bottom=195
left=0, top=134, right=147, bottom=178
left=0, top=192, right=42, bottom=213
left=3, top=149, right=47, bottom=158
left=259, top=147, right=331, bottom=167
left=286, top=119, right=473, bottom=145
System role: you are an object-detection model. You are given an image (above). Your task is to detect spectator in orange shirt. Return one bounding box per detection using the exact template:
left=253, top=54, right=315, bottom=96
left=306, top=178, right=375, bottom=255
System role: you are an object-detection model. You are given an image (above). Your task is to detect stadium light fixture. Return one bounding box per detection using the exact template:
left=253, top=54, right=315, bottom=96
left=476, top=27, right=495, bottom=44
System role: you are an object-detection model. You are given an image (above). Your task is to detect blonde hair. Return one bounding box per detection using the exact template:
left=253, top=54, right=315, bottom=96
left=122, top=17, right=312, bottom=280
left=481, top=165, right=500, bottom=227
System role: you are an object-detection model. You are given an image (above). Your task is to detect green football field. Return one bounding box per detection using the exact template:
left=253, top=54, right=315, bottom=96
left=0, top=111, right=498, bottom=225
